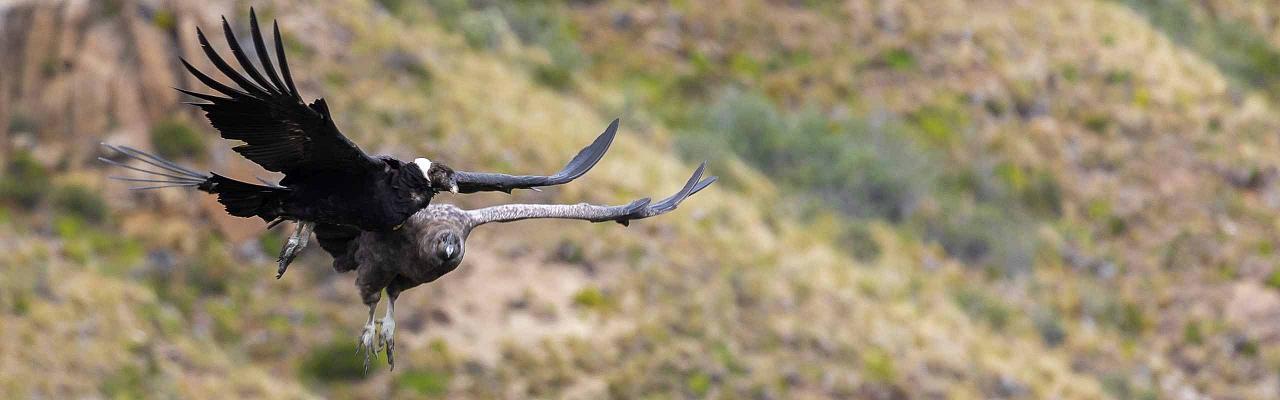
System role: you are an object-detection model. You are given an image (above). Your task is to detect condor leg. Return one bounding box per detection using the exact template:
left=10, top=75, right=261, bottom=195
left=380, top=287, right=400, bottom=369
left=357, top=297, right=380, bottom=373
left=276, top=221, right=315, bottom=279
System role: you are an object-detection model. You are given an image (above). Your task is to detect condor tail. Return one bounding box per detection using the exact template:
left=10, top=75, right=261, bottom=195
left=100, top=144, right=289, bottom=222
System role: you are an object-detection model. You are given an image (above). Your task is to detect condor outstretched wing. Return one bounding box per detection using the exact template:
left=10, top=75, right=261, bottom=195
left=454, top=119, right=619, bottom=194
left=464, top=162, right=715, bottom=227
left=180, top=9, right=382, bottom=180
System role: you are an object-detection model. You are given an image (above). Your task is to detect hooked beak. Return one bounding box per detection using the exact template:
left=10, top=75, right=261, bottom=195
left=448, top=183, right=458, bottom=194
left=444, top=245, right=455, bottom=259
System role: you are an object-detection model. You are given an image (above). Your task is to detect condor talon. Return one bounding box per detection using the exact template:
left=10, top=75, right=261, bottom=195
left=276, top=221, right=314, bottom=278
left=357, top=303, right=379, bottom=374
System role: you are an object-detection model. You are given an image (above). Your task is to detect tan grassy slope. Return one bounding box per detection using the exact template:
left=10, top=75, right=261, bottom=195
left=1, top=0, right=1110, bottom=398
left=9, top=0, right=1280, bottom=398
left=555, top=0, right=1280, bottom=398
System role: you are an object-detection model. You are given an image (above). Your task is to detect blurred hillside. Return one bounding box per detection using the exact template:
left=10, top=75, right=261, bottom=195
left=5, top=0, right=1280, bottom=398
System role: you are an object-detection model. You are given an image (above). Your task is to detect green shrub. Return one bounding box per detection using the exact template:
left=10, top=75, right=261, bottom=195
left=928, top=204, right=1037, bottom=275
left=377, top=0, right=410, bottom=15
left=1183, top=321, right=1204, bottom=345
left=909, top=101, right=968, bottom=147
left=841, top=224, right=881, bottom=262
left=53, top=184, right=108, bottom=223
left=860, top=348, right=897, bottom=382
left=878, top=48, right=916, bottom=71
left=8, top=112, right=38, bottom=133
left=458, top=11, right=503, bottom=49
left=1265, top=269, right=1280, bottom=290
left=99, top=0, right=123, bottom=17
left=1022, top=170, right=1063, bottom=217
left=1235, top=336, right=1259, bottom=357
left=686, top=371, right=712, bottom=396
left=552, top=239, right=585, bottom=264
left=1121, top=0, right=1280, bottom=98
left=301, top=340, right=375, bottom=382
left=572, top=286, right=612, bottom=311
left=186, top=238, right=235, bottom=296
left=533, top=63, right=573, bottom=90
left=1101, top=373, right=1133, bottom=399
left=0, top=150, right=51, bottom=209
left=1104, top=301, right=1148, bottom=337
left=426, top=0, right=468, bottom=25
left=1033, top=310, right=1066, bottom=347
left=953, top=287, right=1012, bottom=329
left=152, top=9, right=176, bottom=30
left=100, top=365, right=148, bottom=398
left=10, top=289, right=30, bottom=316
left=690, top=89, right=936, bottom=222
left=149, top=118, right=205, bottom=160
left=399, top=368, right=451, bottom=396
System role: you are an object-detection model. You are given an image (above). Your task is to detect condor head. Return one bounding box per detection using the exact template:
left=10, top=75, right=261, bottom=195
left=406, top=157, right=459, bottom=195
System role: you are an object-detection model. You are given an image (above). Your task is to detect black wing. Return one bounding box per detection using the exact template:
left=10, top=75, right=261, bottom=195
left=454, top=119, right=620, bottom=194
left=464, top=162, right=715, bottom=227
left=179, top=9, right=382, bottom=180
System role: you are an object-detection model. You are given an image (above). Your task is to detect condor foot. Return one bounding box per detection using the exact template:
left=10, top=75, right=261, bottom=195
left=275, top=221, right=314, bottom=279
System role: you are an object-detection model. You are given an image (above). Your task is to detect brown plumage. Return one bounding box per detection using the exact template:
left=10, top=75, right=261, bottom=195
left=346, top=164, right=716, bottom=369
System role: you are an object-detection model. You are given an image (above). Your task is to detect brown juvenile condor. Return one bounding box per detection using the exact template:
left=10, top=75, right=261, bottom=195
left=347, top=163, right=715, bottom=369
left=101, top=9, right=618, bottom=278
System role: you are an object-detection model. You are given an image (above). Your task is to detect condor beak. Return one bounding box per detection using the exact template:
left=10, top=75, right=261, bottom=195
left=444, top=245, right=455, bottom=259
left=448, top=183, right=458, bottom=194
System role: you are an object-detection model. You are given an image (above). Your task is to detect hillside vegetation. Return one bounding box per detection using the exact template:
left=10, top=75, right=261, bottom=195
left=4, top=0, right=1280, bottom=398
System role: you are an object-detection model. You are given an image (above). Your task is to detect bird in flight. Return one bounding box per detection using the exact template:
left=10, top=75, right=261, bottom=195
left=346, top=163, right=715, bottom=370
left=102, top=10, right=717, bottom=371
left=101, top=9, right=618, bottom=278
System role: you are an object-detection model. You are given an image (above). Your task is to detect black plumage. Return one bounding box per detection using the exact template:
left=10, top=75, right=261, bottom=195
left=101, top=10, right=719, bottom=372
left=103, top=9, right=620, bottom=277
left=346, top=163, right=715, bottom=369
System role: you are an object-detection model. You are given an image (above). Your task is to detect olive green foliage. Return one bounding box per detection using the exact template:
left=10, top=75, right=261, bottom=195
left=683, top=89, right=935, bottom=223
left=571, top=286, right=612, bottom=311
left=376, top=0, right=410, bottom=15
left=953, top=287, right=1013, bottom=329
left=301, top=341, right=376, bottom=382
left=841, top=224, right=881, bottom=262
left=425, top=0, right=583, bottom=90
left=878, top=48, right=917, bottom=71
left=149, top=118, right=205, bottom=160
left=151, top=9, right=176, bottom=30
left=397, top=368, right=451, bottom=396
left=99, top=365, right=149, bottom=399
left=0, top=150, right=51, bottom=209
left=53, top=184, right=108, bottom=223
left=7, top=112, right=37, bottom=134
left=1121, top=0, right=1280, bottom=96
left=680, top=89, right=1043, bottom=272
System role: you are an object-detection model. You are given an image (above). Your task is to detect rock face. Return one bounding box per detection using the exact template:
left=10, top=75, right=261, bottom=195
left=0, top=0, right=277, bottom=240
left=0, top=0, right=209, bottom=165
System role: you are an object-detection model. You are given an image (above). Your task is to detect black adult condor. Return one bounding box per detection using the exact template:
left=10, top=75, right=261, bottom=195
left=101, top=9, right=619, bottom=278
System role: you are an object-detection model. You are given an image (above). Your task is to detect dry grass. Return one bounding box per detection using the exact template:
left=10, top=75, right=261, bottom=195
left=5, top=0, right=1280, bottom=398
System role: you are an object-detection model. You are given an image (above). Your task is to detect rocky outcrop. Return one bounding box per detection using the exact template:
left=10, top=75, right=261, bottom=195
left=0, top=0, right=215, bottom=166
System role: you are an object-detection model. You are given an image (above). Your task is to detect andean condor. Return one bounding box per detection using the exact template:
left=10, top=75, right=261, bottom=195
left=348, top=163, right=715, bottom=369
left=101, top=10, right=619, bottom=278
